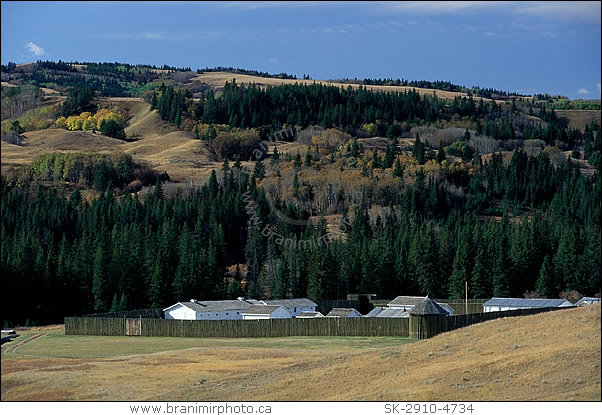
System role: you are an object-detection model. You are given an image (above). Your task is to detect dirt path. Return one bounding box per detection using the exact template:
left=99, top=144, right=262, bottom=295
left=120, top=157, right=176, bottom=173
left=2, top=333, right=47, bottom=357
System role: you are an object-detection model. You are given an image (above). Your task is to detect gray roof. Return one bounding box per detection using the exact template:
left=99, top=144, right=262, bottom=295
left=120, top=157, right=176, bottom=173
left=297, top=311, right=323, bottom=317
left=326, top=308, right=361, bottom=317
left=388, top=296, right=428, bottom=307
left=377, top=308, right=411, bottom=318
left=575, top=297, right=601, bottom=306
left=409, top=298, right=448, bottom=316
left=365, top=307, right=385, bottom=317
left=483, top=298, right=573, bottom=308
left=242, top=305, right=285, bottom=315
left=264, top=298, right=317, bottom=308
left=164, top=299, right=260, bottom=313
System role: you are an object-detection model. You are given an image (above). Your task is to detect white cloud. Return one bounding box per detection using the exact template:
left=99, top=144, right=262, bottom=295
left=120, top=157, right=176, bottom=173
left=269, top=57, right=279, bottom=64
left=25, top=42, right=45, bottom=56
left=597, top=83, right=601, bottom=94
left=578, top=88, right=590, bottom=94
left=483, top=32, right=496, bottom=37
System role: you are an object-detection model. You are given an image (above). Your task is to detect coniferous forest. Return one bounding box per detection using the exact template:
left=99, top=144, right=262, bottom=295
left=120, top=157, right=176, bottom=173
left=1, top=61, right=600, bottom=326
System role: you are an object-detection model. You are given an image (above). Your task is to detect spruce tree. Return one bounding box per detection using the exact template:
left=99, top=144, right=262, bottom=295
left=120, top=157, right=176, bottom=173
left=449, top=229, right=474, bottom=299
left=392, top=157, right=403, bottom=178
left=92, top=242, right=111, bottom=312
left=535, top=255, right=555, bottom=298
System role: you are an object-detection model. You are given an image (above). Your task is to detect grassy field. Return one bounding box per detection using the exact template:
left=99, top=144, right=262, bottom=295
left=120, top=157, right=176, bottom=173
left=1, top=305, right=599, bottom=401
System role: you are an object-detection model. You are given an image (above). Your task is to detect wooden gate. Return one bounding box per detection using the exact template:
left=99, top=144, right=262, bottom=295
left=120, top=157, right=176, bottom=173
left=126, top=318, right=141, bottom=336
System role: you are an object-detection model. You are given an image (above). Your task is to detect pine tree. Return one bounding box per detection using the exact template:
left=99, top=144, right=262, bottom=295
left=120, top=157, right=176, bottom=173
left=535, top=255, right=555, bottom=297
left=293, top=151, right=302, bottom=167
left=554, top=227, right=578, bottom=292
left=384, top=145, right=394, bottom=168
left=413, top=133, right=426, bottom=165
left=392, top=157, right=403, bottom=178
left=253, top=159, right=265, bottom=180
left=449, top=228, right=474, bottom=299
left=92, top=242, right=111, bottom=312
left=463, top=129, right=471, bottom=142
left=492, top=222, right=511, bottom=297
left=471, top=242, right=491, bottom=298
left=304, top=152, right=313, bottom=167
left=273, top=256, right=290, bottom=299
left=271, top=146, right=280, bottom=162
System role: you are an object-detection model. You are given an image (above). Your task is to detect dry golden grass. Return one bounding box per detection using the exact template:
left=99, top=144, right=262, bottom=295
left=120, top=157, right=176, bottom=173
left=1, top=305, right=599, bottom=401
left=0, top=129, right=124, bottom=174
left=0, top=98, right=226, bottom=182
left=555, top=110, right=601, bottom=131
left=191, top=72, right=471, bottom=101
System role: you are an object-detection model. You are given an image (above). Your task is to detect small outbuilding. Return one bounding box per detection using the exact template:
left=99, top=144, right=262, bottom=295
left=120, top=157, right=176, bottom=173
left=388, top=296, right=454, bottom=315
left=482, top=298, right=573, bottom=313
left=241, top=305, right=292, bottom=320
left=408, top=297, right=449, bottom=339
left=409, top=297, right=449, bottom=316
left=326, top=308, right=362, bottom=318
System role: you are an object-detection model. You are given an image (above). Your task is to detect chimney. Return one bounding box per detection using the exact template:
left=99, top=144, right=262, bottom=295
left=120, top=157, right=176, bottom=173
left=190, top=299, right=197, bottom=304
left=237, top=297, right=245, bottom=302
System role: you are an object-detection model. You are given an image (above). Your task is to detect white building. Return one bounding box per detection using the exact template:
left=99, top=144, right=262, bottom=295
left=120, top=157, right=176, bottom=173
left=241, top=305, right=292, bottom=320
left=387, top=296, right=454, bottom=316
left=482, top=297, right=573, bottom=313
left=163, top=298, right=260, bottom=320
left=263, top=298, right=317, bottom=317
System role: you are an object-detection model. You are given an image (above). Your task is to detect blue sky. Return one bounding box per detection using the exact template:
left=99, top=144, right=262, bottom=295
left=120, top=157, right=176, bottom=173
left=1, top=1, right=600, bottom=99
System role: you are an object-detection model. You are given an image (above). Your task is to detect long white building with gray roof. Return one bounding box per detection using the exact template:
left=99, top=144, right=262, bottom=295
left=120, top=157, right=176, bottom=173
left=163, top=298, right=261, bottom=320
left=163, top=297, right=317, bottom=320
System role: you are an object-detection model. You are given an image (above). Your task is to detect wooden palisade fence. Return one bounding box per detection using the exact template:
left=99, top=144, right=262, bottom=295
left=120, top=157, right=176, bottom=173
left=65, top=306, right=571, bottom=339
left=66, top=317, right=409, bottom=338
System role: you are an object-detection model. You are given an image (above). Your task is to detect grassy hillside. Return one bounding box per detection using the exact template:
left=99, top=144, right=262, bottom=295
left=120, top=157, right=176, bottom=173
left=190, top=71, right=471, bottom=100
left=0, top=97, right=226, bottom=183
left=1, top=305, right=599, bottom=401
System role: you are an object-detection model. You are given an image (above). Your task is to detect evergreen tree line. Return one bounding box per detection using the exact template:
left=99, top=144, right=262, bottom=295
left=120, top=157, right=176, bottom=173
left=154, top=80, right=449, bottom=130
left=330, top=78, right=523, bottom=98
left=1, top=149, right=599, bottom=327
left=197, top=67, right=299, bottom=80
left=153, top=81, right=584, bottom=148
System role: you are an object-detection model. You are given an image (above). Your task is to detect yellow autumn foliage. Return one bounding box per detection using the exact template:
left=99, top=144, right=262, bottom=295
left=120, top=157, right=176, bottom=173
left=56, top=108, right=126, bottom=131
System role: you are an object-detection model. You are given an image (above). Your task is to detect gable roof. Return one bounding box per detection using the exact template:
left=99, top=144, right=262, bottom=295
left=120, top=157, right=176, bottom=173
left=409, top=297, right=448, bottom=316
left=483, top=298, right=573, bottom=308
left=242, top=305, right=287, bottom=315
left=163, top=299, right=260, bottom=313
left=264, top=298, right=317, bottom=308
left=388, top=296, right=429, bottom=307
left=326, top=308, right=361, bottom=317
